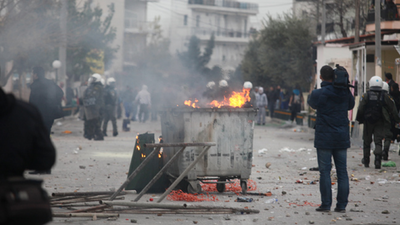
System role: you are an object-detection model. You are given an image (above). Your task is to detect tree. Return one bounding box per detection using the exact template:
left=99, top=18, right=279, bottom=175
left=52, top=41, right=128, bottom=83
left=0, top=0, right=60, bottom=87
left=178, top=34, right=221, bottom=82
left=241, top=14, right=314, bottom=89
left=66, top=0, right=117, bottom=83
left=301, top=0, right=370, bottom=39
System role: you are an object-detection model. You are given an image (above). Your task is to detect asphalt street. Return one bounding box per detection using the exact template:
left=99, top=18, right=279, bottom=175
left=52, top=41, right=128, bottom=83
left=29, top=116, right=400, bottom=225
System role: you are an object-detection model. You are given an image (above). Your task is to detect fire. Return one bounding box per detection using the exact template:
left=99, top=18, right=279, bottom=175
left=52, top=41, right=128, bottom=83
left=184, top=99, right=199, bottom=108
left=184, top=89, right=250, bottom=108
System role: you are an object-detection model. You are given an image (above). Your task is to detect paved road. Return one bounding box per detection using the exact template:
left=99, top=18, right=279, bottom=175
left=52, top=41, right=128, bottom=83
left=29, top=116, right=400, bottom=225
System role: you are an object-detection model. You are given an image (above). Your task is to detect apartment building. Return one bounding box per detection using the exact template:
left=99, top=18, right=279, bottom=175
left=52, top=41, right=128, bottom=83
left=93, top=0, right=158, bottom=73
left=168, top=0, right=259, bottom=71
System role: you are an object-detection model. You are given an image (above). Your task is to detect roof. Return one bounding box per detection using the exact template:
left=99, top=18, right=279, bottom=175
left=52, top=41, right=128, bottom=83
left=313, top=31, right=396, bottom=45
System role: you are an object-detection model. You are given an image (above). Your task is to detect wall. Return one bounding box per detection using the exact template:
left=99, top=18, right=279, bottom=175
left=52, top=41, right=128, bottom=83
left=316, top=44, right=352, bottom=87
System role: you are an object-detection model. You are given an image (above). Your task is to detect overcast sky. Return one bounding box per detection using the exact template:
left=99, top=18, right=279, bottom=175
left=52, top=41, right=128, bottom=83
left=148, top=0, right=293, bottom=32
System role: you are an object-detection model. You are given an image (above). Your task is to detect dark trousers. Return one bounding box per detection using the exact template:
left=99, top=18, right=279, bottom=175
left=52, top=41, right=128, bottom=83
left=102, top=105, right=117, bottom=134
left=363, top=121, right=386, bottom=158
left=43, top=119, right=54, bottom=136
left=268, top=102, right=276, bottom=118
left=139, top=104, right=149, bottom=122
left=87, top=118, right=103, bottom=139
left=290, top=103, right=301, bottom=122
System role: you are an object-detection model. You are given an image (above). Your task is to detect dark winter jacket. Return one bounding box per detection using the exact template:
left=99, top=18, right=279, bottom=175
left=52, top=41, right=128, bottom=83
left=29, top=77, right=64, bottom=121
left=83, top=82, right=104, bottom=120
left=104, top=86, right=118, bottom=106
left=308, top=81, right=355, bottom=150
left=0, top=88, right=56, bottom=178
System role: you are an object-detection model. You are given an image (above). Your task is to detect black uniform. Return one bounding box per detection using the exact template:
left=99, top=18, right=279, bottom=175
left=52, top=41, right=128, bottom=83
left=29, top=77, right=63, bottom=135
left=83, top=82, right=104, bottom=140
left=0, top=88, right=56, bottom=178
left=102, top=85, right=118, bottom=136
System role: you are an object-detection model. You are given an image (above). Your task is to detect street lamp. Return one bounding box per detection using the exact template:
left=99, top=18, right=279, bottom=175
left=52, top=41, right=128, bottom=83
left=52, top=60, right=62, bottom=83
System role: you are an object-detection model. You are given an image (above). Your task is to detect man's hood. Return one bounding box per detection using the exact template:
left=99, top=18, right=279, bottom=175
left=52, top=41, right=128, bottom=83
left=0, top=88, right=16, bottom=116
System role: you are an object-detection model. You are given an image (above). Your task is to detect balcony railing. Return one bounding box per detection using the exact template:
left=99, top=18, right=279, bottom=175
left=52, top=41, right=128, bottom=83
left=366, top=9, right=399, bottom=24
left=188, top=0, right=258, bottom=11
left=191, top=27, right=251, bottom=39
left=124, top=19, right=151, bottom=33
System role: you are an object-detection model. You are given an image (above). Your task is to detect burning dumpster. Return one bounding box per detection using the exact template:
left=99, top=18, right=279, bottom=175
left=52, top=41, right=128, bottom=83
left=160, top=107, right=256, bottom=194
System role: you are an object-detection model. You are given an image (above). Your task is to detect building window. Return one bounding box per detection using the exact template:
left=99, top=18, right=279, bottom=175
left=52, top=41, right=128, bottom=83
left=196, top=15, right=200, bottom=27
left=184, top=15, right=188, bottom=26
left=125, top=10, right=138, bottom=28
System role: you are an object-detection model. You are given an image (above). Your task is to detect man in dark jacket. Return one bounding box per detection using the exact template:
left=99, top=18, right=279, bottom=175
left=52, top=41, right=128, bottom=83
left=267, top=86, right=279, bottom=118
left=308, top=65, right=355, bottom=213
left=29, top=66, right=64, bottom=135
left=0, top=87, right=56, bottom=178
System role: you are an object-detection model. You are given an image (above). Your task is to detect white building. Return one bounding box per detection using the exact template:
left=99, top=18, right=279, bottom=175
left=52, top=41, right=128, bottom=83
left=92, top=0, right=158, bottom=73
left=168, top=0, right=258, bottom=72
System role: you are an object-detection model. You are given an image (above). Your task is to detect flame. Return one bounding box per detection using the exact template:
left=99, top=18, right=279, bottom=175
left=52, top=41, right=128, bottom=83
left=137, top=145, right=140, bottom=151
left=184, top=89, right=250, bottom=108
left=141, top=153, right=146, bottom=158
left=158, top=153, right=162, bottom=158
left=184, top=99, right=199, bottom=108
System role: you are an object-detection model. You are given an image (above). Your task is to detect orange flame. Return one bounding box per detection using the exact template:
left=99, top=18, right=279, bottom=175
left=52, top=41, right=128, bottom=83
left=184, top=89, right=250, bottom=108
left=184, top=99, right=200, bottom=108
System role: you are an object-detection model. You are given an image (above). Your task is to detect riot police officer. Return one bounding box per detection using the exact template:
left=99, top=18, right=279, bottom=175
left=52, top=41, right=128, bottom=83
left=357, top=76, right=400, bottom=168
left=83, top=74, right=105, bottom=141
left=102, top=77, right=118, bottom=137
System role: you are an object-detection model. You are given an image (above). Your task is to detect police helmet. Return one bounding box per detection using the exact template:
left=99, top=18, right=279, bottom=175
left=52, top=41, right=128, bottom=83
left=219, top=80, right=228, bottom=87
left=206, top=81, right=215, bottom=89
left=382, top=82, right=389, bottom=92
left=107, top=77, right=116, bottom=86
left=369, top=76, right=383, bottom=88
left=243, top=81, right=253, bottom=89
left=91, top=73, right=102, bottom=83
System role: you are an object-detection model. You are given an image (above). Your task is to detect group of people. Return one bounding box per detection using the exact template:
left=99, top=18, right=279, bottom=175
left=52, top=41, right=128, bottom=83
left=308, top=66, right=400, bottom=214
left=79, top=74, right=118, bottom=141
left=254, top=85, right=304, bottom=125
left=79, top=73, right=152, bottom=140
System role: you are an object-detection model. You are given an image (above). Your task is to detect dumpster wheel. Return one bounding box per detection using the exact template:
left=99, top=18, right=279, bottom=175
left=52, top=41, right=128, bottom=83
left=241, top=180, right=248, bottom=194
left=216, top=183, right=226, bottom=193
left=216, top=178, right=227, bottom=193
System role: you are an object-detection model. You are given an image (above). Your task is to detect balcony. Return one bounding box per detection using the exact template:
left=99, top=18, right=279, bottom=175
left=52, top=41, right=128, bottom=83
left=191, top=27, right=253, bottom=43
left=124, top=19, right=151, bottom=34
left=366, top=6, right=400, bottom=32
left=188, top=0, right=258, bottom=16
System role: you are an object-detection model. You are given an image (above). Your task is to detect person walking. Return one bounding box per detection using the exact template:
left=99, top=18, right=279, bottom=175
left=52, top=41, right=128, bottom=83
left=356, top=76, right=400, bottom=168
left=29, top=66, right=64, bottom=136
left=256, top=87, right=268, bottom=125
left=83, top=74, right=105, bottom=141
left=135, top=85, right=151, bottom=123
left=308, top=65, right=355, bottom=213
left=267, top=86, right=278, bottom=118
left=28, top=66, right=62, bottom=175
left=289, top=87, right=304, bottom=124
left=102, top=77, right=118, bottom=137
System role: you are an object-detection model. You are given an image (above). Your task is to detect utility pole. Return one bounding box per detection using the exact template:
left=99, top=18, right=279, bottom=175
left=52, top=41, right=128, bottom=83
left=355, top=0, right=360, bottom=43
left=321, top=0, right=326, bottom=45
left=375, top=0, right=382, bottom=77
left=59, top=0, right=67, bottom=95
